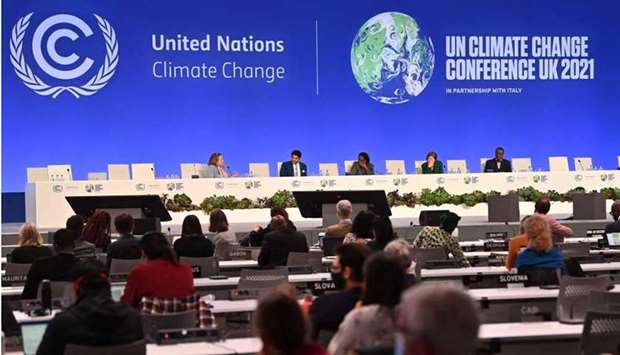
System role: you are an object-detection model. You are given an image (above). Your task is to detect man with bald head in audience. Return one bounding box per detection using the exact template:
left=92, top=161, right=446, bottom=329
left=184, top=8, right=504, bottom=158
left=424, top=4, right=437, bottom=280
left=396, top=284, right=480, bottom=355
left=534, top=196, right=573, bottom=241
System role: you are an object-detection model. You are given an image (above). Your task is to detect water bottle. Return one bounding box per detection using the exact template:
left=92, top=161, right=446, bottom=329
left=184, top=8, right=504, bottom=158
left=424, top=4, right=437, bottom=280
left=41, top=279, right=52, bottom=312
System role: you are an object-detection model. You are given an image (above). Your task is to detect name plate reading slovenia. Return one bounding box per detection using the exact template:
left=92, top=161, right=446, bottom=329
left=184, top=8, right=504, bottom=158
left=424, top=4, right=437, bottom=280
left=498, top=274, right=529, bottom=287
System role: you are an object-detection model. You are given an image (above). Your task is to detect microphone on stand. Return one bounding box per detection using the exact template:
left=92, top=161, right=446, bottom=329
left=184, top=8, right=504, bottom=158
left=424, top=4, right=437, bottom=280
left=577, top=159, right=585, bottom=171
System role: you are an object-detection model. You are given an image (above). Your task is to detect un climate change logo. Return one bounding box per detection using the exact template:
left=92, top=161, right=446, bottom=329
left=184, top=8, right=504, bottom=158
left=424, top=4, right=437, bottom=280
left=351, top=12, right=434, bottom=104
left=10, top=13, right=118, bottom=98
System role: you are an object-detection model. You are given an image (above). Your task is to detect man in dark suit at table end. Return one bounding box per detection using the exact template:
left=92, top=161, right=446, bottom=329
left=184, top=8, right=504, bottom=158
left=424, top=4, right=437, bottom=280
left=484, top=147, right=512, bottom=173
left=279, top=150, right=307, bottom=177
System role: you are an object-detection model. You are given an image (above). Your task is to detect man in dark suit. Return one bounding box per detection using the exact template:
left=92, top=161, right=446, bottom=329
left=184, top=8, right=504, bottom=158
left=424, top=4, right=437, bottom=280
left=279, top=150, right=307, bottom=177
left=484, top=147, right=512, bottom=173
left=258, top=215, right=308, bottom=267
left=22, top=229, right=81, bottom=299
left=106, top=214, right=141, bottom=269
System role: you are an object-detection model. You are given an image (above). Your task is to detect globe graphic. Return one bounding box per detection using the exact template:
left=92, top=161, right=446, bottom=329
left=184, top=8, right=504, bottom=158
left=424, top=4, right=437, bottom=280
left=351, top=12, right=435, bottom=104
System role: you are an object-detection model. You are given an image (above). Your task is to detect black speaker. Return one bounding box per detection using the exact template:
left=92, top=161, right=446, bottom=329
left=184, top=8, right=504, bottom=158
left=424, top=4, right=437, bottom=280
left=134, top=217, right=161, bottom=235
left=419, top=210, right=450, bottom=226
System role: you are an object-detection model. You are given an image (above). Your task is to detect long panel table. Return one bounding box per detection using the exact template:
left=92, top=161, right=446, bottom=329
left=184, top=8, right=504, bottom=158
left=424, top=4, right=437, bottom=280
left=26, top=170, right=619, bottom=228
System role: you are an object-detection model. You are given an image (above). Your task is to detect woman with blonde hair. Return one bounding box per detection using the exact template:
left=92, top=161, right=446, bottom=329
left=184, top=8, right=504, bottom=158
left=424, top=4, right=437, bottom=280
left=10, top=223, right=53, bottom=263
left=516, top=214, right=564, bottom=285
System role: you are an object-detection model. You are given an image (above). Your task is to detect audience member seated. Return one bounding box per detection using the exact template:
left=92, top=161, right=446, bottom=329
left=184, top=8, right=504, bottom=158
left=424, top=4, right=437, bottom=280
left=367, top=215, right=396, bottom=252
left=9, top=223, right=52, bottom=263
left=348, top=152, right=375, bottom=175
left=605, top=200, right=620, bottom=234
left=205, top=152, right=229, bottom=178
left=396, top=284, right=480, bottom=355
left=505, top=216, right=531, bottom=270
left=22, top=229, right=80, bottom=299
left=83, top=210, right=112, bottom=251
left=328, top=253, right=405, bottom=355
left=325, top=200, right=353, bottom=238
left=256, top=286, right=328, bottom=355
left=66, top=215, right=96, bottom=259
left=384, top=239, right=416, bottom=287
left=343, top=210, right=376, bottom=245
left=421, top=151, right=444, bottom=174
left=534, top=196, right=574, bottom=239
left=209, top=208, right=236, bottom=259
left=516, top=214, right=564, bottom=286
left=107, top=214, right=141, bottom=267
left=121, top=232, right=194, bottom=308
left=173, top=214, right=215, bottom=257
left=484, top=146, right=512, bottom=173
left=310, top=244, right=370, bottom=340
left=413, top=212, right=469, bottom=266
left=36, top=263, right=144, bottom=355
left=240, top=207, right=297, bottom=247
left=258, top=215, right=309, bottom=267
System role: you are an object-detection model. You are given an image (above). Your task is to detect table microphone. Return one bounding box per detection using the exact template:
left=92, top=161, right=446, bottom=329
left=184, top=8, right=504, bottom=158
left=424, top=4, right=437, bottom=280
left=577, top=159, right=585, bottom=170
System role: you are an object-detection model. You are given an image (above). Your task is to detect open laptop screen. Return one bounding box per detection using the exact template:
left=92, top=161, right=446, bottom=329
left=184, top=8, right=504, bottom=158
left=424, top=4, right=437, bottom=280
left=607, top=233, right=620, bottom=247
left=21, top=321, right=48, bottom=355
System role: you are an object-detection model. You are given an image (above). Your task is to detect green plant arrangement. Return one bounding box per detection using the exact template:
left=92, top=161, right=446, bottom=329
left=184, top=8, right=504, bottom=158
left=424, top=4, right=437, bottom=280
left=163, top=187, right=620, bottom=213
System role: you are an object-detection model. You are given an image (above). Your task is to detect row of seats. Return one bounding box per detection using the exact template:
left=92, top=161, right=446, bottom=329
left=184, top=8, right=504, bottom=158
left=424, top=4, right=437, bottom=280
left=27, top=156, right=614, bottom=181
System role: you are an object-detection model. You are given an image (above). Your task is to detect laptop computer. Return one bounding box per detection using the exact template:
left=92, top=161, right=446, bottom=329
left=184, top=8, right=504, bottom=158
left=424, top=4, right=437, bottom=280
left=21, top=321, right=49, bottom=355
left=607, top=233, right=620, bottom=247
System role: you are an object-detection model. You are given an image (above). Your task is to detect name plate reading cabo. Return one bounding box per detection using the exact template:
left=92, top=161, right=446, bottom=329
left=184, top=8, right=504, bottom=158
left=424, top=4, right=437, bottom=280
left=498, top=274, right=529, bottom=284
left=486, top=232, right=508, bottom=239
left=586, top=229, right=606, bottom=237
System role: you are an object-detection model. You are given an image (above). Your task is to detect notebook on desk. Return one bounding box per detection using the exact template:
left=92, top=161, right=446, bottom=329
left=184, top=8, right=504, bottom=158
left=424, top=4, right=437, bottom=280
left=21, top=321, right=49, bottom=355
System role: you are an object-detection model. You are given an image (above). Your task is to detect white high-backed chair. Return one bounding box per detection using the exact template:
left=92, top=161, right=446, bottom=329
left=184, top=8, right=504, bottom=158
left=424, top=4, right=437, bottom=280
left=447, top=160, right=467, bottom=174
left=344, top=160, right=355, bottom=174
left=512, top=158, right=533, bottom=173
left=385, top=160, right=406, bottom=175
left=548, top=156, right=569, bottom=172
left=47, top=165, right=73, bottom=181
left=277, top=162, right=283, bottom=176
left=27, top=167, right=49, bottom=182
left=573, top=157, right=593, bottom=171
left=319, top=163, right=339, bottom=176
left=480, top=158, right=489, bottom=172
left=249, top=163, right=270, bottom=177
left=107, top=164, right=130, bottom=180
left=414, top=161, right=425, bottom=174
left=180, top=163, right=208, bottom=179
left=87, top=172, right=107, bottom=181
left=618, top=156, right=620, bottom=169
left=131, top=163, right=155, bottom=180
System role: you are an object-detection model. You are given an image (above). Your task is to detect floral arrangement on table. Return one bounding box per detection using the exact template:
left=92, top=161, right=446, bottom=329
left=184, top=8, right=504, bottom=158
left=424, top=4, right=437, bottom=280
left=160, top=187, right=620, bottom=213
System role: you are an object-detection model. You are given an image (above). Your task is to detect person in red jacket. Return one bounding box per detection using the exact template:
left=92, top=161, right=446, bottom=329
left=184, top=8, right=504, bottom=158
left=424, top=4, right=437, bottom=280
left=121, top=232, right=194, bottom=308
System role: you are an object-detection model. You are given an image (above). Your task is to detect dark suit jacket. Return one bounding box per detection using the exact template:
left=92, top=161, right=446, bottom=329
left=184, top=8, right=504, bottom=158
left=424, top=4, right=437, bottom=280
left=309, top=287, right=361, bottom=339
left=173, top=234, right=216, bottom=258
left=280, top=161, right=307, bottom=177
left=106, top=234, right=141, bottom=268
left=9, top=245, right=53, bottom=263
left=484, top=158, right=512, bottom=173
left=258, top=229, right=309, bottom=267
left=22, top=253, right=80, bottom=299
left=606, top=221, right=620, bottom=234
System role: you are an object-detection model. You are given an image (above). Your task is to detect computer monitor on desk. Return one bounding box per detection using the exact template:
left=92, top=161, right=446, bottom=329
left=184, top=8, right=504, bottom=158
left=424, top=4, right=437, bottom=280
left=607, top=233, right=620, bottom=247
left=21, top=321, right=49, bottom=355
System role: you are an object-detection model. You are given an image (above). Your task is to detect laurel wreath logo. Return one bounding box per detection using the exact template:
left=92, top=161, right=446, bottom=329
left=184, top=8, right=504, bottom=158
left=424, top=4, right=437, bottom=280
left=9, top=13, right=119, bottom=98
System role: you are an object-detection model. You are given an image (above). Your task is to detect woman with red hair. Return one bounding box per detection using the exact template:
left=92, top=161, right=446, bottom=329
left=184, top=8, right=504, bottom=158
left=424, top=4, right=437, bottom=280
left=83, top=210, right=112, bottom=251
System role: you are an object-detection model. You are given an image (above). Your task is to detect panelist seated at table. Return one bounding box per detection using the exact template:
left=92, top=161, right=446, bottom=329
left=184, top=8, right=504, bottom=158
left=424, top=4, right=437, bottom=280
left=534, top=196, right=574, bottom=239
left=205, top=152, right=229, bottom=178
left=412, top=212, right=469, bottom=266
left=348, top=152, right=375, bottom=175
left=36, top=263, right=144, bottom=355
left=484, top=146, right=512, bottom=173
left=516, top=214, right=565, bottom=286
left=279, top=149, right=307, bottom=177
left=258, top=215, right=309, bottom=267
left=421, top=151, right=444, bottom=174
left=121, top=232, right=194, bottom=308
left=22, top=229, right=80, bottom=299
left=605, top=200, right=620, bottom=234
left=9, top=223, right=52, bottom=263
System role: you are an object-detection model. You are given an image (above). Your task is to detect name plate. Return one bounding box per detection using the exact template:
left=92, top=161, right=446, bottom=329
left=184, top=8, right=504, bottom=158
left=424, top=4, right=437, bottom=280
left=485, top=240, right=508, bottom=251
left=498, top=274, right=528, bottom=284
left=109, top=273, right=129, bottom=282
left=1, top=274, right=27, bottom=285
left=486, top=232, right=508, bottom=239
left=310, top=281, right=336, bottom=295
left=586, top=229, right=606, bottom=237
left=191, top=265, right=202, bottom=278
